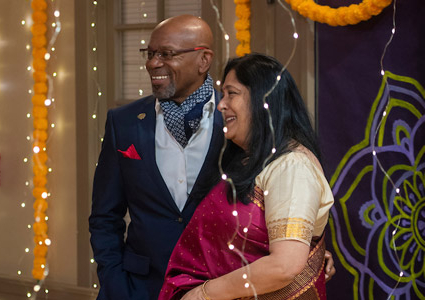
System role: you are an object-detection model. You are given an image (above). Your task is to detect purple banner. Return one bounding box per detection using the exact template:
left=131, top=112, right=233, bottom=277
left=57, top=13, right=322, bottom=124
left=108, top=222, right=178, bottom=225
left=317, top=0, right=425, bottom=299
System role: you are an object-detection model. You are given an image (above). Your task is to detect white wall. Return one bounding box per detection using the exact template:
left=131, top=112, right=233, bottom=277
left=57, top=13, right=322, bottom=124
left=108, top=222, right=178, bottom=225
left=0, top=0, right=78, bottom=287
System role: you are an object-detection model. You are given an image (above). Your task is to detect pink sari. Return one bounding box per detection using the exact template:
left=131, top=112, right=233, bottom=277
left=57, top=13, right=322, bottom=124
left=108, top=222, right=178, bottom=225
left=159, top=181, right=326, bottom=300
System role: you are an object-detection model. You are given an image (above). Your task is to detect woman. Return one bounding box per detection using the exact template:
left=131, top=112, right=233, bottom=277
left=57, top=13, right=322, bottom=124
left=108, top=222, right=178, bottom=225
left=158, top=53, right=334, bottom=300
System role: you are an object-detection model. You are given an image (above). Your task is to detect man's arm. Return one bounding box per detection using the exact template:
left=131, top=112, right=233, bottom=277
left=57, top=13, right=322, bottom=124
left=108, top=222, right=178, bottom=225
left=89, top=110, right=130, bottom=299
left=324, top=250, right=336, bottom=282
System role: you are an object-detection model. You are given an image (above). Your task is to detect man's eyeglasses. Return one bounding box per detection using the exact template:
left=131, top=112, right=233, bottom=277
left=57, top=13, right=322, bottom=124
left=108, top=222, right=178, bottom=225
left=139, top=47, right=209, bottom=61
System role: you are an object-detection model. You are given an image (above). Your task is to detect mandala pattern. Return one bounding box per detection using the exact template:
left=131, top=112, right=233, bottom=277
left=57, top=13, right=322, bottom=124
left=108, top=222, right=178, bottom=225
left=329, top=72, right=425, bottom=299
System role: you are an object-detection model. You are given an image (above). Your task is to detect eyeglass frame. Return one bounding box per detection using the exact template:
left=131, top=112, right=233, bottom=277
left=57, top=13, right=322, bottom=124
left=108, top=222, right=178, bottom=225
left=139, top=46, right=209, bottom=61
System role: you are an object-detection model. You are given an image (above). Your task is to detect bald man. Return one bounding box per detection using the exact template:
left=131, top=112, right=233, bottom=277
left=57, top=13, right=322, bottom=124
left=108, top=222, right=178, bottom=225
left=89, top=15, right=223, bottom=299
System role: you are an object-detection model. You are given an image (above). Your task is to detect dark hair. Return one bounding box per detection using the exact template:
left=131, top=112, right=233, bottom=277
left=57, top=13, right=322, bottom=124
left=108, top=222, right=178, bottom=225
left=221, top=53, right=321, bottom=204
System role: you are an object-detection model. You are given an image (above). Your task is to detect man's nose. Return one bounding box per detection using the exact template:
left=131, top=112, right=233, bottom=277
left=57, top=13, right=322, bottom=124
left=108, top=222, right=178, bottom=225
left=146, top=55, right=164, bottom=69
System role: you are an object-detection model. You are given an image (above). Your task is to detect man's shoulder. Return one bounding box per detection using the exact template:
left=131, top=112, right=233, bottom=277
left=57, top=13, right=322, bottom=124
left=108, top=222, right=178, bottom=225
left=111, top=95, right=156, bottom=115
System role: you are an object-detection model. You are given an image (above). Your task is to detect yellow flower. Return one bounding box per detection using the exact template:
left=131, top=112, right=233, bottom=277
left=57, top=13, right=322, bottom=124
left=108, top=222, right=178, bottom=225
left=33, top=174, right=48, bottom=187
left=31, top=0, right=47, bottom=11
left=34, top=82, right=48, bottom=94
left=32, top=11, right=47, bottom=24
left=33, top=199, right=48, bottom=213
left=32, top=94, right=46, bottom=106
left=33, top=118, right=48, bottom=130
left=286, top=0, right=392, bottom=26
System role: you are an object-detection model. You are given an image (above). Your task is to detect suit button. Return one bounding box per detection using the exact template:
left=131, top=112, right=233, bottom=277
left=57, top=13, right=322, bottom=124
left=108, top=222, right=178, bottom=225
left=177, top=217, right=183, bottom=223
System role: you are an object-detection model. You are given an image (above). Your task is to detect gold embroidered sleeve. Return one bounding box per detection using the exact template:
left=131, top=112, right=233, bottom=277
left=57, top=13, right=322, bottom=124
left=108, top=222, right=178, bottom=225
left=255, top=149, right=334, bottom=246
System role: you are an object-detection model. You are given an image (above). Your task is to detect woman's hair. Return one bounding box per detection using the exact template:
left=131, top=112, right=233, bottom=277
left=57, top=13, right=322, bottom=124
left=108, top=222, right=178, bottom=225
left=221, top=53, right=321, bottom=204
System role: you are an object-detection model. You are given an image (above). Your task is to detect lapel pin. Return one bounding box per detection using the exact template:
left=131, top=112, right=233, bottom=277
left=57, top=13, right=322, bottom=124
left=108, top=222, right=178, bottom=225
left=137, top=113, right=146, bottom=120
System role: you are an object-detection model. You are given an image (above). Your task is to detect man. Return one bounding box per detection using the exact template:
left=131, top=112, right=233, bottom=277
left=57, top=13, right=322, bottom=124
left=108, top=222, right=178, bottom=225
left=89, top=14, right=335, bottom=300
left=89, top=15, right=222, bottom=299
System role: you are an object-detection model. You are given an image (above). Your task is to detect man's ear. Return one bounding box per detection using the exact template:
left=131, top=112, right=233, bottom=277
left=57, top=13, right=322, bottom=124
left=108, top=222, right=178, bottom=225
left=199, top=49, right=214, bottom=74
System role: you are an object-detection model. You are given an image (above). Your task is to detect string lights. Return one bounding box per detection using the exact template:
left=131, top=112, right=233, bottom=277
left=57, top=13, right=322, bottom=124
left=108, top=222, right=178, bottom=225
left=369, top=1, right=405, bottom=298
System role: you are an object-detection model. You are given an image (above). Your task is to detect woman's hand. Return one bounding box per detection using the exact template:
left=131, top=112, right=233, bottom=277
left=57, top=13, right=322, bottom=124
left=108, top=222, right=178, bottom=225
left=181, top=285, right=205, bottom=300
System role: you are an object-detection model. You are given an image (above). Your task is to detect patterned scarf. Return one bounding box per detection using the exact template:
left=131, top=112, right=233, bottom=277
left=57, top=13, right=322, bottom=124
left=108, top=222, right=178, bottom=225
left=160, top=74, right=213, bottom=148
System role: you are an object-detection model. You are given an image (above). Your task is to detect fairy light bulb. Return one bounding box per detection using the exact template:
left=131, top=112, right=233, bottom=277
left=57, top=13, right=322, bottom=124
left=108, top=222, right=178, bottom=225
left=18, top=270, right=22, bottom=275
left=271, top=148, right=276, bottom=154
left=98, top=91, right=102, bottom=96
left=28, top=89, right=32, bottom=94
left=216, top=80, right=221, bottom=86
left=223, top=127, right=228, bottom=133
left=51, top=124, right=55, bottom=128
left=232, top=210, right=238, bottom=217
left=52, top=22, right=56, bottom=28
left=93, top=66, right=97, bottom=71
left=92, top=114, right=97, bottom=119
left=44, top=99, right=52, bottom=106
left=224, top=34, right=229, bottom=40
left=54, top=10, right=60, bottom=17
left=25, top=248, right=29, bottom=253
left=243, top=227, right=248, bottom=233
left=293, top=32, right=299, bottom=39
left=264, top=103, right=269, bottom=109
left=21, top=20, right=26, bottom=25
left=45, top=238, right=51, bottom=246
left=27, top=113, right=31, bottom=118
left=27, top=293, right=31, bottom=298
left=372, top=150, right=377, bottom=156
left=26, top=136, right=31, bottom=141
left=33, top=146, right=40, bottom=153
left=45, top=289, right=49, bottom=294
left=90, top=258, right=95, bottom=263
left=221, top=174, right=227, bottom=180
left=277, top=75, right=281, bottom=81
left=34, top=285, right=41, bottom=292
left=91, top=22, right=95, bottom=27
left=381, top=69, right=385, bottom=76
left=44, top=53, right=51, bottom=60
left=27, top=66, right=32, bottom=71
left=264, top=190, right=269, bottom=196
left=53, top=72, right=57, bottom=77
left=93, top=0, right=98, bottom=4
left=25, top=181, right=30, bottom=185
left=23, top=158, right=28, bottom=163
left=26, top=44, right=31, bottom=50
left=21, top=203, right=26, bottom=208
left=93, top=283, right=98, bottom=288
left=41, top=192, right=48, bottom=199
left=244, top=283, right=250, bottom=288
left=228, top=244, right=235, bottom=250
left=242, top=273, right=247, bottom=279
left=93, top=47, right=97, bottom=51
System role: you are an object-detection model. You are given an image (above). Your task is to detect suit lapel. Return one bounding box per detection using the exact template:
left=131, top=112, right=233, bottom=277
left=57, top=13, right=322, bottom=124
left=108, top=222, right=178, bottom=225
left=135, top=97, right=179, bottom=212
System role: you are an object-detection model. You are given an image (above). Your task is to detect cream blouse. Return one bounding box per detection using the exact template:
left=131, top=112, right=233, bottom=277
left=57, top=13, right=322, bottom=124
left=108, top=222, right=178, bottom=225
left=255, top=146, right=334, bottom=246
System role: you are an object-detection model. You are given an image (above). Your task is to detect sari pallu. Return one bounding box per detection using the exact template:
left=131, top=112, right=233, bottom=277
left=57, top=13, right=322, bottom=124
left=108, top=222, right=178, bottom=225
left=158, top=181, right=326, bottom=300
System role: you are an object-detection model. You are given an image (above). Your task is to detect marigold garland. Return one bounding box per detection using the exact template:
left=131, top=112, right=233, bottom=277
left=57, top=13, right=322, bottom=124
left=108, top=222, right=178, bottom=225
left=31, top=0, right=49, bottom=281
left=234, top=0, right=251, bottom=57
left=285, top=0, right=392, bottom=26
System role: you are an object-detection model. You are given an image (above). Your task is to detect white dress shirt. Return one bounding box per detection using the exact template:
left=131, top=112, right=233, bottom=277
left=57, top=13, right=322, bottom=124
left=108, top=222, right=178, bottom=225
left=155, top=92, right=216, bottom=211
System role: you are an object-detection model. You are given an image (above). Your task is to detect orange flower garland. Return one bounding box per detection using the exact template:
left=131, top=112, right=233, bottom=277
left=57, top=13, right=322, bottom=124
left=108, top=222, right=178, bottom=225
left=31, top=0, right=49, bottom=281
left=234, top=0, right=251, bottom=57
left=285, top=0, right=392, bottom=26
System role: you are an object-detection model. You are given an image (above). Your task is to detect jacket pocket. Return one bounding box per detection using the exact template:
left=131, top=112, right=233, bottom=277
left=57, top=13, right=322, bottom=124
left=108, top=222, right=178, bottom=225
left=122, top=250, right=150, bottom=275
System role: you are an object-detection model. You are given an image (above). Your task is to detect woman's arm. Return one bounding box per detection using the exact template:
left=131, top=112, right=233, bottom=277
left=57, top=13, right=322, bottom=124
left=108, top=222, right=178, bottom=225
left=182, top=239, right=309, bottom=300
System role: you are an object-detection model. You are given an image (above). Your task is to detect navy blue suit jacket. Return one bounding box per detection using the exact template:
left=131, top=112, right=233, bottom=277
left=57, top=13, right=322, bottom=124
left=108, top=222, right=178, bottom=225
left=89, top=93, right=223, bottom=299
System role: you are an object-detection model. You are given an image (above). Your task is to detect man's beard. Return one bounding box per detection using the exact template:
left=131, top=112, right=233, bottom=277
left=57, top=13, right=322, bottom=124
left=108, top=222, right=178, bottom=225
left=152, top=80, right=176, bottom=100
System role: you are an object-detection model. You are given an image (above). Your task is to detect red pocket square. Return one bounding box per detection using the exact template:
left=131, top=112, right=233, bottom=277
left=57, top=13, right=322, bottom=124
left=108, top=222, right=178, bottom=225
left=118, top=144, right=141, bottom=160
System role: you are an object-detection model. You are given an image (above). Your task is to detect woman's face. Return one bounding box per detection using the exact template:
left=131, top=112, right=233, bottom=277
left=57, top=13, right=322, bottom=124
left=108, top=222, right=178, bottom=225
left=218, top=69, right=251, bottom=151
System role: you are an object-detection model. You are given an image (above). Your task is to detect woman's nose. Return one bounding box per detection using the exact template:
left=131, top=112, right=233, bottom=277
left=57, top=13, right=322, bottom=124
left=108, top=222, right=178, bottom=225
left=217, top=98, right=227, bottom=112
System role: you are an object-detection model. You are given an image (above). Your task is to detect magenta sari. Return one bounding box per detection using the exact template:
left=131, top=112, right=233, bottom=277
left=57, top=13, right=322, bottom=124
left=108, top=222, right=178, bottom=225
left=158, top=181, right=326, bottom=300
